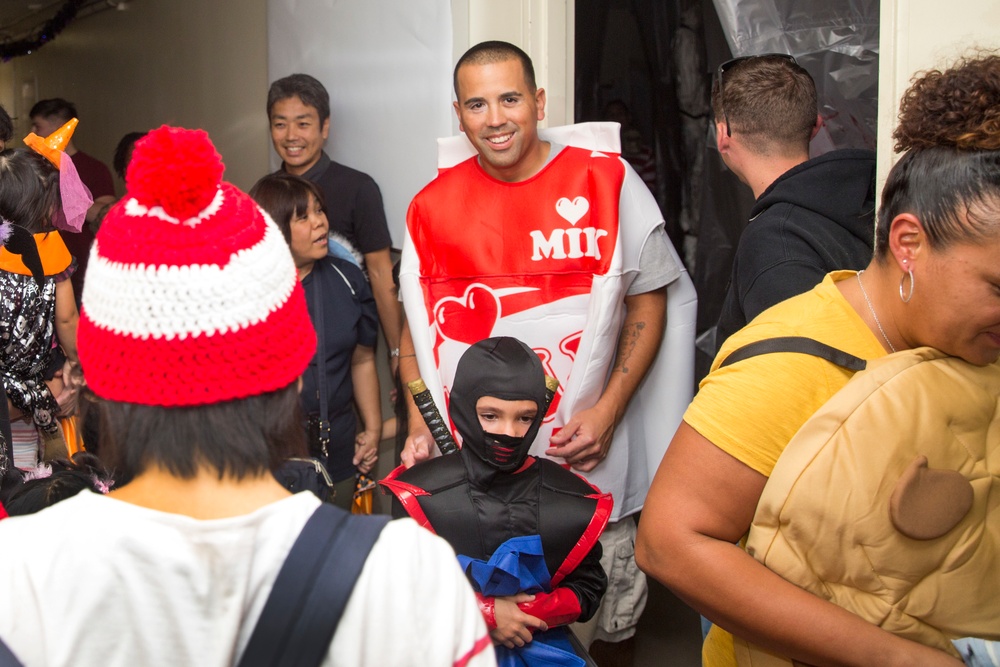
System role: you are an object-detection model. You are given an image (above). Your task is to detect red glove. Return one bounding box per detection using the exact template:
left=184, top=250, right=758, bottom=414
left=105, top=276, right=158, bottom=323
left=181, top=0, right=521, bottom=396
left=475, top=592, right=497, bottom=630
left=516, top=588, right=581, bottom=628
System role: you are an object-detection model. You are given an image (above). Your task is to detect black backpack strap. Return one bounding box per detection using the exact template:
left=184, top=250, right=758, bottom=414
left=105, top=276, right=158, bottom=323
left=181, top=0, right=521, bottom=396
left=237, top=504, right=391, bottom=667
left=0, top=637, right=22, bottom=667
left=719, top=336, right=867, bottom=372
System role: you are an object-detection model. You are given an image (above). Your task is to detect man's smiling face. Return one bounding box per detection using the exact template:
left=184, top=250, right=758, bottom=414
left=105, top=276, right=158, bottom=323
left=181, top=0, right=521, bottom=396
left=453, top=58, right=547, bottom=183
left=269, top=95, right=329, bottom=176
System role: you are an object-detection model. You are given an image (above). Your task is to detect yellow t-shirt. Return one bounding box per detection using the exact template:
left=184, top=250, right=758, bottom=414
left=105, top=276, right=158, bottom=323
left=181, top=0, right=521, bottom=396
left=685, top=271, right=888, bottom=667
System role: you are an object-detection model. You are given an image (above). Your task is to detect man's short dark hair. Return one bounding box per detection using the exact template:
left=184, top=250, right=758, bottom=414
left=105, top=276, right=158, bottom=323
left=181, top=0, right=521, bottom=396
left=453, top=41, right=536, bottom=98
left=267, top=73, right=330, bottom=123
left=711, top=55, right=816, bottom=154
left=99, top=383, right=307, bottom=482
left=29, top=98, right=77, bottom=123
left=113, top=131, right=148, bottom=180
left=0, top=105, right=12, bottom=144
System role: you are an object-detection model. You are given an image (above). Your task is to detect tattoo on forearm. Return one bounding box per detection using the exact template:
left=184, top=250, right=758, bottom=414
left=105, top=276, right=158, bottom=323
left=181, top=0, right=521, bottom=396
left=614, top=322, right=646, bottom=374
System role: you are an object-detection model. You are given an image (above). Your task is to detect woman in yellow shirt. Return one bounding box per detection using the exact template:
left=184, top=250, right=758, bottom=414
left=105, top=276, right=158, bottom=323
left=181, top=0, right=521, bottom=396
left=637, top=54, right=1000, bottom=667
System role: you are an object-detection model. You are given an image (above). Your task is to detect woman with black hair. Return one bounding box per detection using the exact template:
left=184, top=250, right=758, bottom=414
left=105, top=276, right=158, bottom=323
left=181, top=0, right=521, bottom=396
left=637, top=53, right=1000, bottom=667
left=250, top=172, right=381, bottom=511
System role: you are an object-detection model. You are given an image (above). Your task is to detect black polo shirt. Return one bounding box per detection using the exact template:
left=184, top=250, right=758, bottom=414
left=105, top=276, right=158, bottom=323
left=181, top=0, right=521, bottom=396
left=285, top=152, right=392, bottom=255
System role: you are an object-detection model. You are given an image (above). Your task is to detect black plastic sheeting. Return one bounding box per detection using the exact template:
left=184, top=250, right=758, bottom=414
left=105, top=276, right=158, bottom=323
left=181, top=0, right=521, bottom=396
left=696, top=0, right=879, bottom=378
left=575, top=0, right=879, bottom=383
left=577, top=0, right=708, bottom=262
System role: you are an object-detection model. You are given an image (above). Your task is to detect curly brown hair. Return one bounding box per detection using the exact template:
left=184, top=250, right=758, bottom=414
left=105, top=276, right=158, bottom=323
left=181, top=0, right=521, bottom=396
left=875, top=53, right=1000, bottom=258
left=893, top=52, right=1000, bottom=152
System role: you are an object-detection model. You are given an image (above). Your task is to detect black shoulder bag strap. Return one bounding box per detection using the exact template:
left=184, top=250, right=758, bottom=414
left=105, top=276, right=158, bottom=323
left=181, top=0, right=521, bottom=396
left=718, top=336, right=867, bottom=371
left=237, top=504, right=391, bottom=667
left=0, top=507, right=390, bottom=667
left=313, top=271, right=331, bottom=458
left=0, top=637, right=21, bottom=667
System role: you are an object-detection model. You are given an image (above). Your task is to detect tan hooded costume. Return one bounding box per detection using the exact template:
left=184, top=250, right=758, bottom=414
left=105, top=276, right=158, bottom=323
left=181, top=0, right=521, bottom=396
left=737, top=347, right=999, bottom=665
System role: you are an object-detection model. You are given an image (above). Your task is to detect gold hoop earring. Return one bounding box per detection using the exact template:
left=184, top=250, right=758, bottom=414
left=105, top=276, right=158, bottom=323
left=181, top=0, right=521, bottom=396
left=899, top=269, right=915, bottom=303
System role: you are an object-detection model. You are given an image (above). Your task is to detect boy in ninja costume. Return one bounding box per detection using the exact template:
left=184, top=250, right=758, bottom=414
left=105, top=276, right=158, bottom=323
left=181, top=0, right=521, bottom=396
left=381, top=337, right=611, bottom=666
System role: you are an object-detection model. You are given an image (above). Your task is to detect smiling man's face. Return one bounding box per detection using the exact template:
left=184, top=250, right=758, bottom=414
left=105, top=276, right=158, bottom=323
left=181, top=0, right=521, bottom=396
left=269, top=95, right=329, bottom=176
left=453, top=58, right=547, bottom=183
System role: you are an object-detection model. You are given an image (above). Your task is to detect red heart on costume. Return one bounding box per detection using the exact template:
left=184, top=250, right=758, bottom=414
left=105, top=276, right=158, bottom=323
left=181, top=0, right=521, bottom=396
left=434, top=284, right=500, bottom=344
left=559, top=332, right=581, bottom=361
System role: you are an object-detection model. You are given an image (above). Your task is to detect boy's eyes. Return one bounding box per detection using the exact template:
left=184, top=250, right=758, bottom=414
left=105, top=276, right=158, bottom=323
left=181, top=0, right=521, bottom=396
left=478, top=413, right=536, bottom=422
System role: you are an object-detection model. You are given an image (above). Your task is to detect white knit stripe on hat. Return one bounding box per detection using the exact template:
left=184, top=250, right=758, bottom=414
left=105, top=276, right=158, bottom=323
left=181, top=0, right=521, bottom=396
left=82, top=219, right=297, bottom=340
left=123, top=187, right=225, bottom=226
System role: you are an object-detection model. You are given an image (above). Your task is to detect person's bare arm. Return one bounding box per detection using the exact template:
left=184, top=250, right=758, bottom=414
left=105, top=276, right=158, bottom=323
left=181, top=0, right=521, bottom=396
left=364, top=247, right=403, bottom=373
left=86, top=195, right=117, bottom=232
left=54, top=278, right=79, bottom=365
left=634, top=421, right=963, bottom=667
left=350, top=344, right=381, bottom=474
left=547, top=287, right=666, bottom=472
left=398, top=318, right=434, bottom=468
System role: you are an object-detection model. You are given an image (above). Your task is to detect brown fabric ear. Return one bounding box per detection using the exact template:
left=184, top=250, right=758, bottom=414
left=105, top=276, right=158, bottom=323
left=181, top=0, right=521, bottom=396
left=890, top=455, right=974, bottom=540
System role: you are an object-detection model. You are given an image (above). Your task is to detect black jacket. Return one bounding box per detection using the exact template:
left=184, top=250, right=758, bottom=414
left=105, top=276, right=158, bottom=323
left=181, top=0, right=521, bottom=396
left=716, top=148, right=876, bottom=349
left=383, top=448, right=608, bottom=623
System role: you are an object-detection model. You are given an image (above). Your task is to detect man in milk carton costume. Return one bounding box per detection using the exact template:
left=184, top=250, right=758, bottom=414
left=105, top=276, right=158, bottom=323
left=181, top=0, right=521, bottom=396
left=398, top=40, right=696, bottom=651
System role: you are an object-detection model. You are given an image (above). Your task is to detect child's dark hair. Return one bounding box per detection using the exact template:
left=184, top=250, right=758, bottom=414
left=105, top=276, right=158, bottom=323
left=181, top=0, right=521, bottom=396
left=98, top=383, right=306, bottom=482
left=2, top=452, right=114, bottom=516
left=0, top=104, right=12, bottom=145
left=0, top=149, right=60, bottom=233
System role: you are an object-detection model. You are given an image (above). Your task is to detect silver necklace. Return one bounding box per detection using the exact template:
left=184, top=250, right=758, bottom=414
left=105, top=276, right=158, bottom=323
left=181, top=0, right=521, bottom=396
left=856, top=270, right=897, bottom=353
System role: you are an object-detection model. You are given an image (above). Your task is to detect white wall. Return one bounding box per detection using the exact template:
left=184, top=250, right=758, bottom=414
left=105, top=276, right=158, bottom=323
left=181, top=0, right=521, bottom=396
left=876, top=0, right=1000, bottom=193
left=0, top=0, right=270, bottom=193
left=265, top=0, right=574, bottom=246
left=267, top=0, right=455, bottom=247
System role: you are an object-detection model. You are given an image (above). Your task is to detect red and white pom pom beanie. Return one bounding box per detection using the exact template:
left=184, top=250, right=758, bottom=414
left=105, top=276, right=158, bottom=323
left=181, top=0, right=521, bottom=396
left=78, top=125, right=317, bottom=406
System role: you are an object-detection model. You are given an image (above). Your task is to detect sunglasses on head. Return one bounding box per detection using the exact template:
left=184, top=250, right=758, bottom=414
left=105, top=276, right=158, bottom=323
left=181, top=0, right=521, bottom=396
left=716, top=53, right=798, bottom=137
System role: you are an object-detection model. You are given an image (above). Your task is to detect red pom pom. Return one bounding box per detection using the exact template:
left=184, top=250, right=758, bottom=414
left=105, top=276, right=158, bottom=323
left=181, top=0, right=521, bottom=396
left=125, top=126, right=225, bottom=220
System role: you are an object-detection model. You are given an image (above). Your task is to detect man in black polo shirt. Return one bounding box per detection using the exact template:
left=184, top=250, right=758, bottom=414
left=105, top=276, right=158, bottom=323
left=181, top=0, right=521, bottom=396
left=267, top=74, right=402, bottom=368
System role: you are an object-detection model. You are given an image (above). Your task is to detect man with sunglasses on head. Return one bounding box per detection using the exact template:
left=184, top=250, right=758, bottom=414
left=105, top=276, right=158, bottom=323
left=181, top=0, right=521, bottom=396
left=712, top=54, right=876, bottom=350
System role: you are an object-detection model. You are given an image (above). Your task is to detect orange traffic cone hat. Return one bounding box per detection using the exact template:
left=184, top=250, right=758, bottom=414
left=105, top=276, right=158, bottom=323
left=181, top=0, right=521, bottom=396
left=23, top=117, right=78, bottom=169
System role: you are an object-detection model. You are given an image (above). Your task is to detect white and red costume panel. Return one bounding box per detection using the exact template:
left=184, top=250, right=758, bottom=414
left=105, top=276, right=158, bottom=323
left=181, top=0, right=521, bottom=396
left=401, top=123, right=697, bottom=519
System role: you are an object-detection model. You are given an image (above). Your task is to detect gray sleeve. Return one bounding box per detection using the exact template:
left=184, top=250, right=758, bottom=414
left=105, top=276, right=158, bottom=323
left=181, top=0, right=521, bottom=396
left=619, top=162, right=681, bottom=295
left=628, top=227, right=679, bottom=295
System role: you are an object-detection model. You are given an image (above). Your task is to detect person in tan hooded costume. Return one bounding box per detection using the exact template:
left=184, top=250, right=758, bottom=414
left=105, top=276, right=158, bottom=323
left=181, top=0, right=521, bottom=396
left=637, top=53, right=1000, bottom=667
